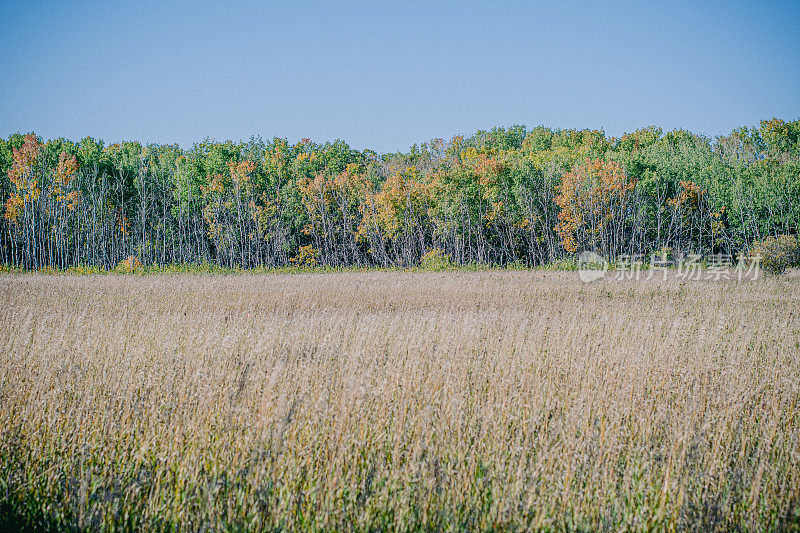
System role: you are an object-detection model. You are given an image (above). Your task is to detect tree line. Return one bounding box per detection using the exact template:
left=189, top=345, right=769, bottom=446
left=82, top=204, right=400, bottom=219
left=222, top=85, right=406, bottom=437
left=1, top=118, right=799, bottom=269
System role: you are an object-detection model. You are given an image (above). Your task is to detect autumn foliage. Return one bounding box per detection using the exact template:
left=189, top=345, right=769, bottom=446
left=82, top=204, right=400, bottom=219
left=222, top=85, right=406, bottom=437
left=554, top=159, right=636, bottom=255
left=0, top=118, right=799, bottom=269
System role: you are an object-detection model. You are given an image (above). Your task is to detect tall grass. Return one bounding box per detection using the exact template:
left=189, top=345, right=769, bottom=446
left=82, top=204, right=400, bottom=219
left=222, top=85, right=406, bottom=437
left=1, top=272, right=798, bottom=530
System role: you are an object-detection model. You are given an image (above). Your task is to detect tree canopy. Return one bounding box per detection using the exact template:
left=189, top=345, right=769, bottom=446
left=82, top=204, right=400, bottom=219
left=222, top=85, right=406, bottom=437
left=2, top=119, right=799, bottom=269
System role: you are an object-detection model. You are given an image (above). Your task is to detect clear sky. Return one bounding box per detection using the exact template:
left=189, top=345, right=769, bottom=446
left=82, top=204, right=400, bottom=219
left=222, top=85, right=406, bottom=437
left=1, top=0, right=798, bottom=153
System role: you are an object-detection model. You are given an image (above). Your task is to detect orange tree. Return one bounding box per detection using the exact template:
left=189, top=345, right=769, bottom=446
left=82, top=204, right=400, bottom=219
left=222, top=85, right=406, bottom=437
left=507, top=128, right=611, bottom=264
left=4, top=135, right=82, bottom=268
left=554, top=159, right=637, bottom=258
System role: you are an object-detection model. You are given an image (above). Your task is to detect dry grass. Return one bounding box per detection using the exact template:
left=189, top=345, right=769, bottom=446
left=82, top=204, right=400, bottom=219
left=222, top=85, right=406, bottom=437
left=1, top=271, right=799, bottom=531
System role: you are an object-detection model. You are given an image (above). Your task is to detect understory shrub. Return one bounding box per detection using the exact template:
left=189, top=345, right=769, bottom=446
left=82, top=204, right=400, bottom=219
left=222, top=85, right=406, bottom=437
left=420, top=248, right=453, bottom=270
left=750, top=234, right=800, bottom=274
left=114, top=255, right=143, bottom=274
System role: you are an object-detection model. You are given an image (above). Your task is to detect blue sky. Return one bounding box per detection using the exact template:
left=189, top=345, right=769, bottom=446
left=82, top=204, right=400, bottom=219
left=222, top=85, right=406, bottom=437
left=1, top=0, right=798, bottom=153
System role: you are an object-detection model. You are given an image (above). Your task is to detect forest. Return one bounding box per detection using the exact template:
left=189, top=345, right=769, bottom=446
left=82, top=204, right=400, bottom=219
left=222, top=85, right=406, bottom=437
left=1, top=118, right=799, bottom=269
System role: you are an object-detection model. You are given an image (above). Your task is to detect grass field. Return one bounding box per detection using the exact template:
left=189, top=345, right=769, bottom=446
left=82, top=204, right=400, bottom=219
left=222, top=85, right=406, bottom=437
left=1, top=271, right=799, bottom=531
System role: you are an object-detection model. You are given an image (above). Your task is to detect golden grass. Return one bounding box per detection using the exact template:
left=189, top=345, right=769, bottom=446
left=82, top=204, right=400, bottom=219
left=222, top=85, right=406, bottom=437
left=1, top=271, right=799, bottom=530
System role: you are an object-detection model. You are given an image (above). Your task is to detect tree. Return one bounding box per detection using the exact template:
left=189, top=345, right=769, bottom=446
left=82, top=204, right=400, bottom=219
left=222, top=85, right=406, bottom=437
left=554, top=159, right=637, bottom=258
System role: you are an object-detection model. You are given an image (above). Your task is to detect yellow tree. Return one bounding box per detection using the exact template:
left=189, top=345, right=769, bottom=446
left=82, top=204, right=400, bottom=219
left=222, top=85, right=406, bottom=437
left=359, top=165, right=432, bottom=265
left=201, top=159, right=261, bottom=266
